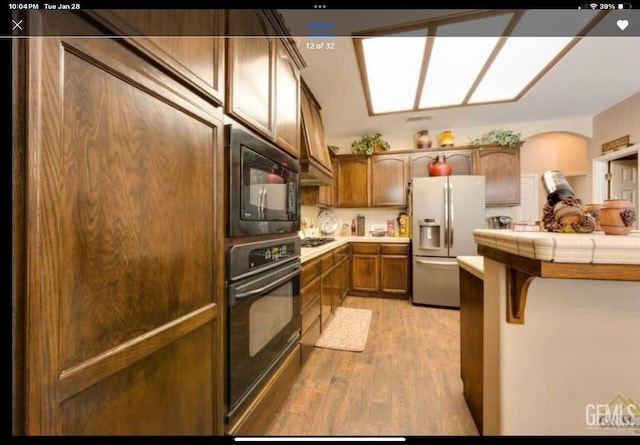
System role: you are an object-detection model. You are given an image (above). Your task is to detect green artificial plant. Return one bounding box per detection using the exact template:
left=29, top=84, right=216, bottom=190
left=351, top=133, right=391, bottom=155
left=469, top=129, right=522, bottom=148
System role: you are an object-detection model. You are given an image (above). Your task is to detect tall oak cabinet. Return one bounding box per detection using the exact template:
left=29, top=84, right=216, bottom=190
left=13, top=11, right=225, bottom=435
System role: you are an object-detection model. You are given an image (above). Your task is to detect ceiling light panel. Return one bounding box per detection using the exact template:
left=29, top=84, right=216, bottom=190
left=469, top=37, right=572, bottom=103
left=362, top=31, right=426, bottom=113
left=419, top=37, right=500, bottom=108
left=469, top=9, right=599, bottom=104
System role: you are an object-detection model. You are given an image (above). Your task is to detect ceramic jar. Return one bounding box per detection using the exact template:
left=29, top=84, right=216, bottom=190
left=415, top=130, right=433, bottom=149
left=599, top=199, right=636, bottom=235
left=429, top=154, right=452, bottom=176
left=438, top=130, right=455, bottom=147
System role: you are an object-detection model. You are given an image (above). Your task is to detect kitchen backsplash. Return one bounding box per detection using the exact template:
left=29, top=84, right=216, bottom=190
left=301, top=205, right=409, bottom=236
left=302, top=204, right=520, bottom=235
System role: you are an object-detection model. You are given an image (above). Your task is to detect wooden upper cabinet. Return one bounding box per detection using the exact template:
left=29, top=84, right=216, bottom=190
left=336, top=157, right=370, bottom=207
left=226, top=10, right=275, bottom=140
left=472, top=146, right=521, bottom=206
left=371, top=154, right=408, bottom=206
left=107, top=10, right=225, bottom=106
left=274, top=40, right=300, bottom=157
left=300, top=82, right=333, bottom=184
left=410, top=150, right=472, bottom=178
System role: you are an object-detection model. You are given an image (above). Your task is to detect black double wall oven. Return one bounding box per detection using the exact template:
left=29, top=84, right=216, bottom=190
left=225, top=121, right=301, bottom=424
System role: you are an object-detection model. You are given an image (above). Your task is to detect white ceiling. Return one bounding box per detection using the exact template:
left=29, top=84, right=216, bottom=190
left=279, top=10, right=640, bottom=140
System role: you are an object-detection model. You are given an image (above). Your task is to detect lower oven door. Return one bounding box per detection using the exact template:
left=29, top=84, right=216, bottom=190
left=227, top=259, right=301, bottom=419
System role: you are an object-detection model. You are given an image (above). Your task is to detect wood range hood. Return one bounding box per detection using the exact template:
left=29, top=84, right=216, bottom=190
left=299, top=79, right=333, bottom=186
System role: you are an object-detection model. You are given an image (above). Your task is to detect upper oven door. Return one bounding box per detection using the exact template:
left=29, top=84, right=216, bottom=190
left=226, top=259, right=301, bottom=417
left=227, top=123, right=300, bottom=237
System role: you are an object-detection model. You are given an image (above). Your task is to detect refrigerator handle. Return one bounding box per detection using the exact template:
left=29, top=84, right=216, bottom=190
left=449, top=181, right=454, bottom=248
left=443, top=181, right=448, bottom=246
left=415, top=259, right=457, bottom=266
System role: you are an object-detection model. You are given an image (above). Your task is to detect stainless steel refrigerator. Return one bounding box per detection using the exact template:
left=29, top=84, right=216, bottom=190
left=411, top=176, right=485, bottom=307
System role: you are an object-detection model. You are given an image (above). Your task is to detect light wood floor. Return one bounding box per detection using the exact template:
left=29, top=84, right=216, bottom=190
left=265, top=296, right=479, bottom=436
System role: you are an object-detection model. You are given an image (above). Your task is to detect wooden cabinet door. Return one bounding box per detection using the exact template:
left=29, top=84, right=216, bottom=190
left=371, top=154, right=408, bottom=206
left=317, top=159, right=336, bottom=207
left=380, top=255, right=409, bottom=294
left=320, top=268, right=334, bottom=330
left=16, top=14, right=223, bottom=435
left=459, top=268, right=484, bottom=433
left=226, top=10, right=275, bottom=140
left=340, top=256, right=350, bottom=304
left=410, top=150, right=472, bottom=178
left=336, top=157, right=370, bottom=207
left=351, top=254, right=379, bottom=292
left=109, top=9, right=225, bottom=105
left=473, top=147, right=521, bottom=206
left=274, top=40, right=300, bottom=157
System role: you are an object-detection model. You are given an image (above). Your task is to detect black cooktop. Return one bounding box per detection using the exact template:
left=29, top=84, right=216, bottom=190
left=300, top=237, right=335, bottom=248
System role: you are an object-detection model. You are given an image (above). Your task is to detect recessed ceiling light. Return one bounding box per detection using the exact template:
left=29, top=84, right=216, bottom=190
left=354, top=9, right=606, bottom=116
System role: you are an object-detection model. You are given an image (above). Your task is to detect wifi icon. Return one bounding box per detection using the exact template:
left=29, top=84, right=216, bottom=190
left=590, top=2, right=598, bottom=8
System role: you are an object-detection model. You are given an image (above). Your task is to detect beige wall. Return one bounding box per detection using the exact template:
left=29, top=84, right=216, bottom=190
left=301, top=205, right=407, bottom=236
left=326, top=116, right=593, bottom=155
left=587, top=91, right=640, bottom=203
left=521, top=132, right=589, bottom=210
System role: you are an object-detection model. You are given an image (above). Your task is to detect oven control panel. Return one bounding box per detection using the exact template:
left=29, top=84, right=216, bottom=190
left=227, top=235, right=301, bottom=282
left=249, top=242, right=295, bottom=270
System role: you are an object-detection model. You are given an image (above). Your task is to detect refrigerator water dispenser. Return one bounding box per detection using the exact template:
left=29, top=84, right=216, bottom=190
left=419, top=218, right=440, bottom=249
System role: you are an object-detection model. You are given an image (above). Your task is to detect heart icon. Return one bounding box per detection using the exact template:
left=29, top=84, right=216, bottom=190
left=617, top=19, right=629, bottom=31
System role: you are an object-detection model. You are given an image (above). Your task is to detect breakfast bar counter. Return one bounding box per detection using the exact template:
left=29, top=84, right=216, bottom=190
left=473, top=229, right=640, bottom=436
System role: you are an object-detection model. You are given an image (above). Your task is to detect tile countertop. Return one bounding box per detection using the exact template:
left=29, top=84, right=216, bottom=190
left=300, top=236, right=411, bottom=264
left=457, top=256, right=484, bottom=280
left=473, top=229, right=640, bottom=265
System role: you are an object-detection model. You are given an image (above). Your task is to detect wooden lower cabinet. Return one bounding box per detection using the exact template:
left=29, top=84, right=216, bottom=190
left=459, top=267, right=484, bottom=434
left=351, top=254, right=380, bottom=292
left=351, top=243, right=410, bottom=297
left=380, top=255, right=410, bottom=294
left=226, top=345, right=301, bottom=436
left=299, top=244, right=350, bottom=365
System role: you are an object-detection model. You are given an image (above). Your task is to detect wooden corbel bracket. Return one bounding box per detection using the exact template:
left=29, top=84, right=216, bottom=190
left=506, top=267, right=536, bottom=324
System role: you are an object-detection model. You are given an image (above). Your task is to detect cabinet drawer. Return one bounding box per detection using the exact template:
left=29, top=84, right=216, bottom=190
left=351, top=243, right=379, bottom=254
left=381, top=244, right=409, bottom=255
left=333, top=244, right=350, bottom=262
left=300, top=317, right=321, bottom=366
left=301, top=295, right=321, bottom=334
left=301, top=259, right=320, bottom=288
left=301, top=276, right=321, bottom=309
left=319, top=252, right=333, bottom=272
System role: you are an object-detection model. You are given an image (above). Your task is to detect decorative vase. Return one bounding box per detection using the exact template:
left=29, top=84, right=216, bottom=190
left=438, top=130, right=455, bottom=147
left=429, top=154, right=452, bottom=176
left=415, top=130, right=433, bottom=149
left=599, top=199, right=636, bottom=235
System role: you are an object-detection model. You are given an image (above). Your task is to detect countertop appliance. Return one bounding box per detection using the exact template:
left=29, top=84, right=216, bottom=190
left=226, top=121, right=300, bottom=237
left=488, top=215, right=513, bottom=229
left=225, top=236, right=301, bottom=424
left=411, top=176, right=485, bottom=307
